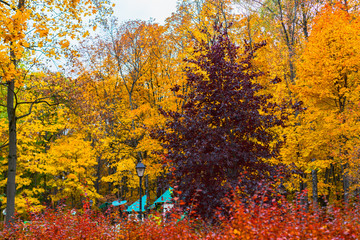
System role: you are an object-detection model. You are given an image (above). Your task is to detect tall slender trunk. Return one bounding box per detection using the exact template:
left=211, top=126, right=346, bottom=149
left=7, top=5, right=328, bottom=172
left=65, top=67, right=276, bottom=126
left=95, top=155, right=101, bottom=194
left=5, top=0, right=25, bottom=224
left=300, top=173, right=308, bottom=211
left=108, top=166, right=112, bottom=195
left=311, top=159, right=318, bottom=205
left=6, top=79, right=17, bottom=225
left=342, top=163, right=349, bottom=203
left=323, top=167, right=330, bottom=206
left=300, top=1, right=309, bottom=40
left=312, top=170, right=318, bottom=204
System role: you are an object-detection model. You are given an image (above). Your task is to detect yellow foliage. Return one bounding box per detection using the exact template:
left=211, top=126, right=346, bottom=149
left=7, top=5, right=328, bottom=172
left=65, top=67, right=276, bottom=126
left=280, top=2, right=360, bottom=200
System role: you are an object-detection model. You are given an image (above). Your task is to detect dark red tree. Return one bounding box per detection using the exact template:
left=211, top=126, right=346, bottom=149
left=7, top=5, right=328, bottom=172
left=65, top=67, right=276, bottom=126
left=152, top=26, right=285, bottom=221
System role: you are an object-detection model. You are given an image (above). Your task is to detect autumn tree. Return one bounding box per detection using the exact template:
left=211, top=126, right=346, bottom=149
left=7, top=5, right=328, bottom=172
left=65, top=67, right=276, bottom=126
left=0, top=0, right=112, bottom=224
left=152, top=26, right=285, bottom=220
left=234, top=0, right=328, bottom=203
left=64, top=19, right=184, bottom=204
left=282, top=2, right=360, bottom=203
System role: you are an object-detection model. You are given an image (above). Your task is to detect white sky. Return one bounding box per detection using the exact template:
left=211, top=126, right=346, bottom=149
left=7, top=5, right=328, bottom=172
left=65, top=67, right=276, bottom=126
left=112, top=0, right=178, bottom=24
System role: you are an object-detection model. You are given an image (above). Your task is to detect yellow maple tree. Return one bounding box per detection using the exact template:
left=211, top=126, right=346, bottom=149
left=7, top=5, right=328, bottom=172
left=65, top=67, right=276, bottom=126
left=0, top=0, right=112, bottom=223
left=283, top=2, right=360, bottom=202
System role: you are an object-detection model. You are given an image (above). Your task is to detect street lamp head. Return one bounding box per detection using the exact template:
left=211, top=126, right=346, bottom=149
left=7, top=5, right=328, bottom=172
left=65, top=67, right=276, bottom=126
left=136, top=162, right=146, bottom=177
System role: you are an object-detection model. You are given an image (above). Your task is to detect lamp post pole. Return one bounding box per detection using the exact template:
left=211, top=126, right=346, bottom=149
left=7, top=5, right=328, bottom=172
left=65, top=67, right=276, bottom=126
left=89, top=199, right=93, bottom=210
left=136, top=162, right=146, bottom=221
left=139, top=175, right=143, bottom=220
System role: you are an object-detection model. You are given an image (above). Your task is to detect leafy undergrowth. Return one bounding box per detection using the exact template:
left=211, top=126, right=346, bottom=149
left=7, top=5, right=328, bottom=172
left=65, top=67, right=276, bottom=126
left=1, top=197, right=360, bottom=239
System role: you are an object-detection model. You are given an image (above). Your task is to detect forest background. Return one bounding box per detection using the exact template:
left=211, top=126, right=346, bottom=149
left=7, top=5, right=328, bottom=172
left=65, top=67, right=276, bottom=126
left=1, top=0, right=360, bottom=226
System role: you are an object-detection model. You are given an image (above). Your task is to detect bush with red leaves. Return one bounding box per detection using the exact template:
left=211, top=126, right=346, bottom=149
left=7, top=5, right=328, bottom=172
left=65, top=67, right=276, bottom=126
left=1, top=188, right=360, bottom=239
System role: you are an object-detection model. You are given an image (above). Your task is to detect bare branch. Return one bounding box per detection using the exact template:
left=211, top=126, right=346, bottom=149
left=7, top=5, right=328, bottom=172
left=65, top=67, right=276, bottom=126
left=16, top=96, right=51, bottom=106
left=16, top=98, right=60, bottom=120
left=0, top=0, right=10, bottom=7
left=0, top=142, right=9, bottom=150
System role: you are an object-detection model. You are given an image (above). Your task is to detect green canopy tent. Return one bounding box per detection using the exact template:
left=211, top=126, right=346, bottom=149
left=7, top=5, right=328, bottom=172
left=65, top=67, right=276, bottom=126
left=125, top=195, right=147, bottom=213
left=99, top=202, right=111, bottom=209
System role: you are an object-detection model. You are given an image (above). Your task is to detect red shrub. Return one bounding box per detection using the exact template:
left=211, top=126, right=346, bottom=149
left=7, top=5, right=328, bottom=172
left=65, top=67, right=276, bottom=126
left=1, top=194, right=360, bottom=239
left=216, top=193, right=360, bottom=239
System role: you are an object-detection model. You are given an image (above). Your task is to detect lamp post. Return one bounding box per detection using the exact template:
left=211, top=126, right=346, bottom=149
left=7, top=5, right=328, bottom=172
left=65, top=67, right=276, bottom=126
left=136, top=162, right=146, bottom=221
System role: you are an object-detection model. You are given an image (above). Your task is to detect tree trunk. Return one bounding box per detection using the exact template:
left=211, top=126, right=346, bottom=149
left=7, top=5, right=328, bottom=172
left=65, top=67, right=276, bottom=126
left=300, top=174, right=308, bottom=211
left=312, top=169, right=318, bottom=204
left=95, top=155, right=101, bottom=194
left=312, top=159, right=318, bottom=204
left=342, top=163, right=349, bottom=203
left=300, top=1, right=309, bottom=40
left=108, top=166, right=112, bottom=195
left=5, top=0, right=25, bottom=224
left=6, top=79, right=17, bottom=225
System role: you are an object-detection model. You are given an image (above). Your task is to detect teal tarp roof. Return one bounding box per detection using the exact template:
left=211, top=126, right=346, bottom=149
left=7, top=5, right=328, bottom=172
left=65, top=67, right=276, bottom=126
left=154, top=187, right=173, bottom=204
left=126, top=195, right=147, bottom=212
left=112, top=200, right=127, bottom=207
left=149, top=187, right=173, bottom=209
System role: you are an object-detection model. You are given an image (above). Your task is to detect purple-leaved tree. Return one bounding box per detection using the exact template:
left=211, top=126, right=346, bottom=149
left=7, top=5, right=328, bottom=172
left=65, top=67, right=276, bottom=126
left=152, top=26, right=285, bottom=221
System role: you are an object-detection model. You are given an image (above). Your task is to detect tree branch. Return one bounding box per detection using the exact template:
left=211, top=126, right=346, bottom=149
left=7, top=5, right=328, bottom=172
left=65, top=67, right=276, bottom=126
left=16, top=97, right=60, bottom=120
left=0, top=142, right=9, bottom=150
left=0, top=0, right=10, bottom=7
left=16, top=97, right=51, bottom=106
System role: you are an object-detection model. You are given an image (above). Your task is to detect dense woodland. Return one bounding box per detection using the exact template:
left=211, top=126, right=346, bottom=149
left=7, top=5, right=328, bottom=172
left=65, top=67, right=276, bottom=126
left=1, top=0, right=360, bottom=228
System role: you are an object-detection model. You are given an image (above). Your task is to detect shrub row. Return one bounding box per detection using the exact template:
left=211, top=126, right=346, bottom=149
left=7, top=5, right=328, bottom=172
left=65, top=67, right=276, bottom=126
left=1, top=196, right=360, bottom=239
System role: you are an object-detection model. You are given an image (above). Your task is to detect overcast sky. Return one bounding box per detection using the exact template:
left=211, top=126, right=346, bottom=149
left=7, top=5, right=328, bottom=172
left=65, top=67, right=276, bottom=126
left=112, top=0, right=178, bottom=24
